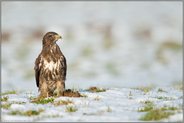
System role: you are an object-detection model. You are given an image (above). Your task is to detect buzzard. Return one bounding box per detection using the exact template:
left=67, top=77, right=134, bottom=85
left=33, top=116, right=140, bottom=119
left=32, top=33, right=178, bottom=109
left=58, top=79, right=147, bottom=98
left=34, top=32, right=67, bottom=98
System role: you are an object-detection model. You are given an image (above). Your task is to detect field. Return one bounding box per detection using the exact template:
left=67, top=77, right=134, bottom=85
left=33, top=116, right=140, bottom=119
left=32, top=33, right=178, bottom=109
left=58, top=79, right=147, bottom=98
left=1, top=85, right=183, bottom=122
left=1, top=2, right=183, bottom=122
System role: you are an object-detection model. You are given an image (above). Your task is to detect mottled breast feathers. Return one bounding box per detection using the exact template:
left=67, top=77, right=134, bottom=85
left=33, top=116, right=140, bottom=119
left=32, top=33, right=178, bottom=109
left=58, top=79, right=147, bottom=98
left=34, top=43, right=67, bottom=88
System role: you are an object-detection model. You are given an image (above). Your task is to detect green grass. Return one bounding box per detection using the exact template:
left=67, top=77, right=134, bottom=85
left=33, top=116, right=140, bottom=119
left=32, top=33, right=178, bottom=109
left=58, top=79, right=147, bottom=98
left=87, top=86, right=106, bottom=93
left=1, top=100, right=28, bottom=110
left=139, top=102, right=180, bottom=121
left=1, top=103, right=11, bottom=109
left=11, top=101, right=26, bottom=104
left=1, top=96, right=8, bottom=102
left=134, top=85, right=154, bottom=93
left=157, top=96, right=174, bottom=100
left=140, top=109, right=174, bottom=121
left=160, top=106, right=179, bottom=111
left=32, top=97, right=55, bottom=104
left=54, top=99, right=73, bottom=106
left=1, top=90, right=16, bottom=96
left=141, top=100, right=153, bottom=105
left=157, top=88, right=167, bottom=93
left=1, top=100, right=27, bottom=110
left=29, top=96, right=36, bottom=100
left=65, top=105, right=78, bottom=112
left=138, top=101, right=154, bottom=112
left=10, top=109, right=44, bottom=116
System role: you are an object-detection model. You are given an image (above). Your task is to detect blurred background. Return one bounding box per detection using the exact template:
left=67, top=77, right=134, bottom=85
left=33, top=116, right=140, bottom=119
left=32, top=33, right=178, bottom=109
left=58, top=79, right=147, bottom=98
left=1, top=1, right=183, bottom=92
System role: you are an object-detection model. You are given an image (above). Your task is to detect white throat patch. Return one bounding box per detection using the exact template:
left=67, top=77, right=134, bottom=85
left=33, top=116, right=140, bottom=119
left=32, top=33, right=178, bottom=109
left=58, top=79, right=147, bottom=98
left=43, top=59, right=60, bottom=71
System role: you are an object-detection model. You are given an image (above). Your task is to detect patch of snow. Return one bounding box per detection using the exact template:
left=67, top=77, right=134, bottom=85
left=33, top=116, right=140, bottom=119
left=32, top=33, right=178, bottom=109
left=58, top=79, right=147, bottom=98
left=1, top=87, right=182, bottom=122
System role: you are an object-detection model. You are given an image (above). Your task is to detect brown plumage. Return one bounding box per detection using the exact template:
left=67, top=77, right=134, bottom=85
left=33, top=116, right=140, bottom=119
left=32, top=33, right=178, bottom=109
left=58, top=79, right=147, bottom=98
left=34, top=32, right=67, bottom=98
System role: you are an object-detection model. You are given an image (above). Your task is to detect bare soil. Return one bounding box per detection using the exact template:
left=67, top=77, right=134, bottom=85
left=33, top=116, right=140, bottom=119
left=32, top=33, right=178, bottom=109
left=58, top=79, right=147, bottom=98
left=63, top=89, right=82, bottom=97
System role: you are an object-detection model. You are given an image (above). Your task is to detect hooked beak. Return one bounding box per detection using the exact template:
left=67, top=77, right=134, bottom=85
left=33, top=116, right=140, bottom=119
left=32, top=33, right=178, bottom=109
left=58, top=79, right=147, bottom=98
left=55, top=34, right=62, bottom=41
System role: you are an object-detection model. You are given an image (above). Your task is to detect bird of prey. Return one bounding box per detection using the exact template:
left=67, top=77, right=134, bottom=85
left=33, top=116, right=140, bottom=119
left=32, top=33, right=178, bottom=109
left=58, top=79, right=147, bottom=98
left=34, top=32, right=67, bottom=98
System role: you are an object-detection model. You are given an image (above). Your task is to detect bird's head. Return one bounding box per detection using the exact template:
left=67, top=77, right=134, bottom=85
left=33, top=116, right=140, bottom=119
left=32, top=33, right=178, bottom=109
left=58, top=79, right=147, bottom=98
left=42, top=32, right=62, bottom=46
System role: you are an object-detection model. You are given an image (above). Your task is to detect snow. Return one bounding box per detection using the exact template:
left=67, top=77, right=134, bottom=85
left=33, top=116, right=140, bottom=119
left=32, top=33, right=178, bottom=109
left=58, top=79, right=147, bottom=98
left=165, top=113, right=183, bottom=122
left=1, top=87, right=183, bottom=122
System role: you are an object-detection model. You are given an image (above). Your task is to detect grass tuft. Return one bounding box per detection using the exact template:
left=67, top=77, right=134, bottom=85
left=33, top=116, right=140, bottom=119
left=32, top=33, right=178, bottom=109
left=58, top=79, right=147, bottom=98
left=140, top=100, right=153, bottom=105
left=11, top=101, right=26, bottom=104
left=1, top=103, right=11, bottom=109
left=134, top=85, right=154, bottom=93
left=1, top=96, right=8, bottom=102
left=1, top=101, right=26, bottom=110
left=140, top=109, right=174, bottom=121
left=157, top=88, right=167, bottom=93
left=54, top=99, right=73, bottom=106
left=1, top=90, right=16, bottom=96
left=65, top=105, right=78, bottom=112
left=32, top=97, right=54, bottom=104
left=156, top=96, right=174, bottom=100
left=87, top=86, right=106, bottom=93
left=138, top=101, right=154, bottom=112
left=160, top=106, right=179, bottom=111
left=10, top=109, right=44, bottom=116
left=139, top=102, right=180, bottom=121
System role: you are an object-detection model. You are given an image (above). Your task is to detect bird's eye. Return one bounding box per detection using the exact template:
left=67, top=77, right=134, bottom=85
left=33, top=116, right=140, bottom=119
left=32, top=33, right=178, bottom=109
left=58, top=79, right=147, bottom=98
left=48, top=35, right=52, bottom=37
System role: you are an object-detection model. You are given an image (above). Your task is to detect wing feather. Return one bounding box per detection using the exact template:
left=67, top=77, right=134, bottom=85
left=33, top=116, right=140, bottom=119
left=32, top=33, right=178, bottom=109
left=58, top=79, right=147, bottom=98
left=60, top=55, right=67, bottom=80
left=34, top=55, right=41, bottom=87
left=63, top=56, right=67, bottom=79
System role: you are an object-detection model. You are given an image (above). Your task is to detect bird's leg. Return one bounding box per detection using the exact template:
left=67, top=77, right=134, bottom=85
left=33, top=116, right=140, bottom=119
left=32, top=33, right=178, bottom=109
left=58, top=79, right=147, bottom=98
left=39, top=82, right=48, bottom=98
left=55, top=80, right=65, bottom=97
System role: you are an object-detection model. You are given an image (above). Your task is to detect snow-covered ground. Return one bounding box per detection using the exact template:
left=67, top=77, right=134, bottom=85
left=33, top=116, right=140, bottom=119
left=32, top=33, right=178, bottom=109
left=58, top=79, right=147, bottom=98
left=1, top=86, right=183, bottom=122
